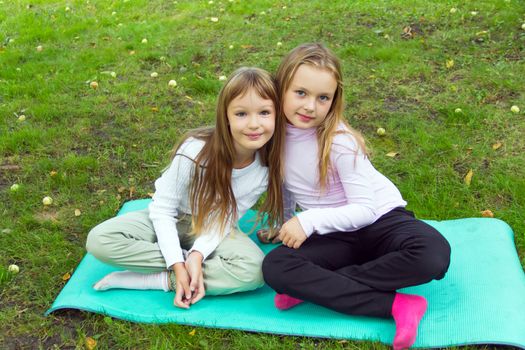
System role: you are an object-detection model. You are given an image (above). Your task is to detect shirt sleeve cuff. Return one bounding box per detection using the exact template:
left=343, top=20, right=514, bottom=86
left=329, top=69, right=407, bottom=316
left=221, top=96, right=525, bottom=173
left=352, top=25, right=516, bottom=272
left=189, top=238, right=217, bottom=261
left=163, top=249, right=185, bottom=269
left=296, top=211, right=315, bottom=237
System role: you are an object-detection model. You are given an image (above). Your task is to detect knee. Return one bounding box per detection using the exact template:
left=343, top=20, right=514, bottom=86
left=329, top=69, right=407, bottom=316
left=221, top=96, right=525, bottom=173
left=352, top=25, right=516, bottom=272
left=412, top=235, right=451, bottom=280
left=85, top=224, right=113, bottom=261
left=228, top=248, right=265, bottom=288
left=430, top=236, right=451, bottom=279
left=244, top=250, right=265, bottom=287
left=262, top=248, right=292, bottom=290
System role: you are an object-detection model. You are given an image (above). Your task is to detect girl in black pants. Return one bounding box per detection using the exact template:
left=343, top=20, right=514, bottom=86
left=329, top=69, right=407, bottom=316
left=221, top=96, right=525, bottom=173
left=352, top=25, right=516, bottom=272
left=261, top=43, right=451, bottom=350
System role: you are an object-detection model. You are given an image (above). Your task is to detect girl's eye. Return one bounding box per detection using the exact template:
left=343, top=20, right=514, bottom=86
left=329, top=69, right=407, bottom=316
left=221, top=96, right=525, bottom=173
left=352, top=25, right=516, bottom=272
left=295, top=90, right=305, bottom=97
left=319, top=95, right=330, bottom=102
left=235, top=112, right=247, bottom=117
left=260, top=110, right=271, bottom=116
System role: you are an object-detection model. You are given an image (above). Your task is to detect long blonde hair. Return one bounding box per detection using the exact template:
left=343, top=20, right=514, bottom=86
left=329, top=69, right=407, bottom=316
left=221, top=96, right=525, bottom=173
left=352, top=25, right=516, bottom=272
left=171, top=67, right=284, bottom=235
left=276, top=43, right=367, bottom=191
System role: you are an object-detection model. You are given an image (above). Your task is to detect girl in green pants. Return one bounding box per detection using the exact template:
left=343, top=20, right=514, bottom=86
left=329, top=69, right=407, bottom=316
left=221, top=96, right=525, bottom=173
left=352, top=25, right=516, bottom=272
left=86, top=67, right=284, bottom=308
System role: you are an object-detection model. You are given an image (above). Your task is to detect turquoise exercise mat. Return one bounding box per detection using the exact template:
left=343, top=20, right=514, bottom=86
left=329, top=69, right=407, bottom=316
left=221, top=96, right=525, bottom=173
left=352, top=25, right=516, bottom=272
left=47, top=199, right=525, bottom=349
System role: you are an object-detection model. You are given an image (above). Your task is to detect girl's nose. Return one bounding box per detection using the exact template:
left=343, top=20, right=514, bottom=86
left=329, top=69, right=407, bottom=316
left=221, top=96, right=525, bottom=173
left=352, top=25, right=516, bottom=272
left=304, top=98, right=315, bottom=112
left=247, top=114, right=260, bottom=128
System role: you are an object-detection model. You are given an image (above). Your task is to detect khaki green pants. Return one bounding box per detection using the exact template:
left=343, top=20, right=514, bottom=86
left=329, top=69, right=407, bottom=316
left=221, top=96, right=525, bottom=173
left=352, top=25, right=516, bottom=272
left=86, top=209, right=265, bottom=295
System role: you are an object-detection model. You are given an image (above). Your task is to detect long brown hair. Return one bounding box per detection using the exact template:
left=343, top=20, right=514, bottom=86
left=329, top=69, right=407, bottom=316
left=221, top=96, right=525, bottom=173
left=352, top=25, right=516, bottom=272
left=276, top=43, right=367, bottom=191
left=171, top=67, right=284, bottom=236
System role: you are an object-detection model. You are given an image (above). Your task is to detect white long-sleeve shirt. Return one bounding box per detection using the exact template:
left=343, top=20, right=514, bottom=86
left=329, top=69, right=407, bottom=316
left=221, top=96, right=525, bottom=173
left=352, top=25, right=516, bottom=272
left=284, top=124, right=407, bottom=236
left=149, top=137, right=269, bottom=269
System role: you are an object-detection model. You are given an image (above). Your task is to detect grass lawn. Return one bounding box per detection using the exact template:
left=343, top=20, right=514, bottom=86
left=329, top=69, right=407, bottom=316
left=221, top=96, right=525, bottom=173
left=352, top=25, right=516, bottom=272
left=1, top=0, right=524, bottom=349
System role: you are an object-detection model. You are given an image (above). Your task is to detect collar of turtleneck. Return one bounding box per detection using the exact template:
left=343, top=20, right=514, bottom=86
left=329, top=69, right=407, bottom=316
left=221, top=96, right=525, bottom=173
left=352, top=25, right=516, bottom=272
left=286, top=123, right=317, bottom=141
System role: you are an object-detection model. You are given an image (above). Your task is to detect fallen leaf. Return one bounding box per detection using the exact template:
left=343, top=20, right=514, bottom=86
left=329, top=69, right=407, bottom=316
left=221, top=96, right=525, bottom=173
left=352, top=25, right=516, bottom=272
left=464, top=169, right=473, bottom=186
left=147, top=192, right=154, bottom=197
left=141, top=163, right=160, bottom=168
left=492, top=142, right=502, bottom=150
left=481, top=209, right=494, bottom=218
left=85, top=337, right=97, bottom=350
left=402, top=26, right=413, bottom=39
left=50, top=170, right=58, bottom=177
left=117, top=186, right=126, bottom=193
left=62, top=272, right=71, bottom=281
left=241, top=44, right=253, bottom=49
left=129, top=186, right=135, bottom=198
left=386, top=152, right=399, bottom=158
left=189, top=329, right=196, bottom=336
left=0, top=164, right=21, bottom=171
left=74, top=209, right=81, bottom=217
left=151, top=107, right=159, bottom=112
left=446, top=59, right=454, bottom=69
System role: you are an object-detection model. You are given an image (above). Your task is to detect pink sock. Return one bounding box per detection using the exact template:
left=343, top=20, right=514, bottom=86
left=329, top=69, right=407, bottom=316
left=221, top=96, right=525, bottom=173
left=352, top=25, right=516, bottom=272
left=391, top=293, right=428, bottom=350
left=274, top=293, right=304, bottom=310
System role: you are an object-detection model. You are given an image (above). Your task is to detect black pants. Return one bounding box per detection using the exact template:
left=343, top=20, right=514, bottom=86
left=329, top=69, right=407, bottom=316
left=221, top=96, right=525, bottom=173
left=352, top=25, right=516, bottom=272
left=262, top=207, right=451, bottom=318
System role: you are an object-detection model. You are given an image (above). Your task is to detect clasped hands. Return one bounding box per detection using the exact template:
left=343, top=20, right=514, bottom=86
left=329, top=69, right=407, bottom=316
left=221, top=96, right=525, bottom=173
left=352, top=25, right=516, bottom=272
left=172, top=251, right=205, bottom=309
left=258, top=217, right=307, bottom=249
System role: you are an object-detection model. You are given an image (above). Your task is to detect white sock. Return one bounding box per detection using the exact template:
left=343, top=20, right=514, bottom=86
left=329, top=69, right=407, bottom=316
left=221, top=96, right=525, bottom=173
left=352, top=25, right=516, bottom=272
left=93, top=270, right=170, bottom=292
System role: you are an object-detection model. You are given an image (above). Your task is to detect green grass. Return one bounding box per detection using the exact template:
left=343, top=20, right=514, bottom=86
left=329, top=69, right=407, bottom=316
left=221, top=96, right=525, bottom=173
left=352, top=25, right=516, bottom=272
left=1, top=0, right=524, bottom=348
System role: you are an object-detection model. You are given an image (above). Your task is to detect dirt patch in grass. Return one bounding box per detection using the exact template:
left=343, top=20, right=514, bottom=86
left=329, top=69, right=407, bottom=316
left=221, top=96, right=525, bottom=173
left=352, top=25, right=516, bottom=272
left=452, top=160, right=469, bottom=177
left=33, top=210, right=60, bottom=224
left=400, top=21, right=437, bottom=40
left=383, top=95, right=421, bottom=112
left=0, top=164, right=21, bottom=191
left=3, top=335, right=46, bottom=350
left=2, top=310, right=87, bottom=350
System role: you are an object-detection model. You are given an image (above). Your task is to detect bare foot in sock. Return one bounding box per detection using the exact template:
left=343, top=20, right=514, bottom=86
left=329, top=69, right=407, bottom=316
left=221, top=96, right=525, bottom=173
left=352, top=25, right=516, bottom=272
left=391, top=293, right=427, bottom=350
left=93, top=270, right=170, bottom=292
left=274, top=293, right=304, bottom=310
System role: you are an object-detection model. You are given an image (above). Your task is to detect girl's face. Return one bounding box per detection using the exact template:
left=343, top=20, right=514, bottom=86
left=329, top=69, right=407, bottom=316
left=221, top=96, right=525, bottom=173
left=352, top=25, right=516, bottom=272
left=227, top=88, right=276, bottom=160
left=282, top=64, right=338, bottom=129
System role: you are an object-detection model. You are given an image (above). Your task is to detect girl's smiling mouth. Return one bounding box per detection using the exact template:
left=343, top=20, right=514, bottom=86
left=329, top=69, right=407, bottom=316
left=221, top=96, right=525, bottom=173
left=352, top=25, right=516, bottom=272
left=298, top=113, right=314, bottom=122
left=245, top=133, right=263, bottom=140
